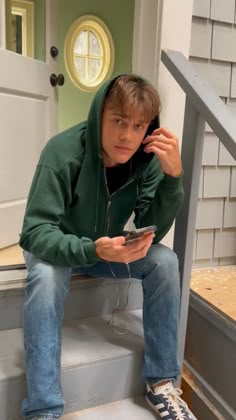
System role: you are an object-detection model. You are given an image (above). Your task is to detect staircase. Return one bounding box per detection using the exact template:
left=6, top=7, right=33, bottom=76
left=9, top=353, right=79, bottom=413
left=0, top=270, right=158, bottom=419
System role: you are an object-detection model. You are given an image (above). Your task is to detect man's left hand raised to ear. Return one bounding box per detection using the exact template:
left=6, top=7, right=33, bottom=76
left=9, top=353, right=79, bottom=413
left=143, top=127, right=182, bottom=177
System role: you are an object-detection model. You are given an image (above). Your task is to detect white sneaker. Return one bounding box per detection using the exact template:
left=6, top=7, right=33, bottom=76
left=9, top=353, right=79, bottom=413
left=146, top=381, right=197, bottom=419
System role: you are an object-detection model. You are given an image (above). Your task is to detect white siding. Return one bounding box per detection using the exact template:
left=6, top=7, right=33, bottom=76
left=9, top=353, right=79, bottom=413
left=210, top=0, right=235, bottom=24
left=196, top=230, right=214, bottom=259
left=230, top=168, right=236, bottom=197
left=196, top=199, right=224, bottom=229
left=199, top=169, right=204, bottom=198
left=219, top=143, right=236, bottom=166
left=230, top=64, right=236, bottom=98
left=202, top=134, right=219, bottom=166
left=190, top=1, right=236, bottom=265
left=212, top=23, right=236, bottom=62
left=214, top=230, right=236, bottom=258
left=193, top=0, right=211, bottom=18
left=203, top=167, right=231, bottom=198
left=223, top=200, right=236, bottom=227
left=190, top=59, right=231, bottom=97
left=190, top=18, right=212, bottom=59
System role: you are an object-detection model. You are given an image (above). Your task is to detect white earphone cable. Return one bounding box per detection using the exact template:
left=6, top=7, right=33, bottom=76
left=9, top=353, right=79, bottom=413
left=107, top=262, right=131, bottom=335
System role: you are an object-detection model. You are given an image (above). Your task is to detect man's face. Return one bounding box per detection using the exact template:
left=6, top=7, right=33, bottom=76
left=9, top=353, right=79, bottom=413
left=101, top=107, right=150, bottom=167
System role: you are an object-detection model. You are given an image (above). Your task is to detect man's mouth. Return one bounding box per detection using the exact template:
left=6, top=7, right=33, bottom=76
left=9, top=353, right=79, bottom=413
left=115, top=145, right=132, bottom=151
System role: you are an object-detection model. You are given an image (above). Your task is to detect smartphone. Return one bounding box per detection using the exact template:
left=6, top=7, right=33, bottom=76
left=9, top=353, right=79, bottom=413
left=144, top=116, right=160, bottom=138
left=124, top=225, right=157, bottom=245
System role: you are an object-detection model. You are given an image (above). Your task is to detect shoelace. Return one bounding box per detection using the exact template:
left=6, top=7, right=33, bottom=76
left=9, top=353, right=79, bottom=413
left=165, top=388, right=190, bottom=420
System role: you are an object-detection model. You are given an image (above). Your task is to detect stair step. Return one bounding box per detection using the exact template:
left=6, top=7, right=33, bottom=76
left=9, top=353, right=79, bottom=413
left=0, top=271, right=143, bottom=330
left=62, top=397, right=156, bottom=419
left=0, top=310, right=145, bottom=419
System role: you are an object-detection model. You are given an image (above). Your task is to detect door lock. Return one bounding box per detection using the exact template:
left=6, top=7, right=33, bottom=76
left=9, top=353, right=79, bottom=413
left=50, top=73, right=65, bottom=87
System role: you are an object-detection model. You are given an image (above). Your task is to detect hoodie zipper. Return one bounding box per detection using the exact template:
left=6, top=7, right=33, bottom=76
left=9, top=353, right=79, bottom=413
left=104, top=168, right=135, bottom=235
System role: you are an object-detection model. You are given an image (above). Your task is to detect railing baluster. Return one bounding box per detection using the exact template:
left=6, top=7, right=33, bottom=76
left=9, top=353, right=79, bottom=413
left=160, top=48, right=236, bottom=372
left=160, top=48, right=236, bottom=415
left=173, top=98, right=205, bottom=368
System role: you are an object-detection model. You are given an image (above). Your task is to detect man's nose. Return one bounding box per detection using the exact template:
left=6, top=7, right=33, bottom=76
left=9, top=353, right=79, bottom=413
left=120, top=126, right=133, bottom=142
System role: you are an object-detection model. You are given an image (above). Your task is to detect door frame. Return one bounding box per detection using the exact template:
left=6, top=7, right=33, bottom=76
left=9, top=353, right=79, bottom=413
left=132, top=0, right=163, bottom=85
left=0, top=0, right=6, bottom=48
left=132, top=0, right=194, bottom=248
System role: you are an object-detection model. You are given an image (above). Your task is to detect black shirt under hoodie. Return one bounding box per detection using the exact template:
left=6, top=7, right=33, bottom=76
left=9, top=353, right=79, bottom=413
left=106, top=162, right=131, bottom=195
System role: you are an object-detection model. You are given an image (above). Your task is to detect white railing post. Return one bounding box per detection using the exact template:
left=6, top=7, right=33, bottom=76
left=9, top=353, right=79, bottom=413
left=173, top=98, right=205, bottom=367
left=160, top=48, right=236, bottom=372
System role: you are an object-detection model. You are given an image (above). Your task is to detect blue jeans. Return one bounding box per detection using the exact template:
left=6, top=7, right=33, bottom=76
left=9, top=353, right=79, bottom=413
left=21, top=244, right=181, bottom=419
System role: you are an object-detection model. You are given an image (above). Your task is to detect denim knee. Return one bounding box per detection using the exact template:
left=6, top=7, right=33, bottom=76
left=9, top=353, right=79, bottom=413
left=155, top=244, right=179, bottom=275
left=24, top=252, right=71, bottom=308
left=142, top=244, right=180, bottom=295
left=150, top=243, right=178, bottom=266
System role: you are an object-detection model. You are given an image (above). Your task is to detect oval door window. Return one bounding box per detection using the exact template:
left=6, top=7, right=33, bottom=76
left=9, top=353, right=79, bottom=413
left=65, top=15, right=115, bottom=91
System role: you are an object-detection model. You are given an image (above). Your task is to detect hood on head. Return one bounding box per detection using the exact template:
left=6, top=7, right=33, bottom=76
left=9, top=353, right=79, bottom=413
left=85, top=74, right=160, bottom=174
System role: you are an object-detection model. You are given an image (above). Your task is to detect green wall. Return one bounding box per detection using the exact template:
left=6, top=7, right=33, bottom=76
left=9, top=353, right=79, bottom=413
left=58, top=0, right=135, bottom=131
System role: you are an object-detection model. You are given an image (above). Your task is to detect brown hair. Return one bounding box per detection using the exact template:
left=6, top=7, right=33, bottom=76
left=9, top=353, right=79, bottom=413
left=104, top=75, right=161, bottom=122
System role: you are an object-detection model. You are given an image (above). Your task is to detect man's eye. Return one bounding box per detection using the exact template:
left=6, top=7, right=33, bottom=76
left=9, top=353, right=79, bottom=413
left=115, top=119, right=123, bottom=125
left=135, top=124, right=142, bottom=130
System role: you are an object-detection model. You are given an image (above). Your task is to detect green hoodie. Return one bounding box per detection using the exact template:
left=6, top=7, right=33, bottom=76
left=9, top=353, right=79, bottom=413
left=20, top=75, right=184, bottom=267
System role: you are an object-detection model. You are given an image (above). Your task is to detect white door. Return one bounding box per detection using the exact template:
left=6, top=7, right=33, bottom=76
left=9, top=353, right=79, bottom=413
left=0, top=0, right=58, bottom=260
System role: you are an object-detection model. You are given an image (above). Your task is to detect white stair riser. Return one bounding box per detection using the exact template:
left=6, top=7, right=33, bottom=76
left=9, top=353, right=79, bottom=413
left=0, top=280, right=143, bottom=330
left=0, top=352, right=144, bottom=419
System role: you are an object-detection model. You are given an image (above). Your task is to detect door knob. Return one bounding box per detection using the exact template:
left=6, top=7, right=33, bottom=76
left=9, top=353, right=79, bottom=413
left=50, top=46, right=59, bottom=58
left=57, top=74, right=65, bottom=86
left=50, top=73, right=58, bottom=87
left=50, top=73, right=65, bottom=87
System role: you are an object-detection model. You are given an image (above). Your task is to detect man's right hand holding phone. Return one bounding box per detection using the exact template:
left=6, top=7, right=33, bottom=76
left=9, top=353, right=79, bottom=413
left=95, top=231, right=155, bottom=263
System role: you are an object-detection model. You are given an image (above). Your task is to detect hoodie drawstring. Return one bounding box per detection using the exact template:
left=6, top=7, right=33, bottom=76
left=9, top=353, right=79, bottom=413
left=95, top=161, right=102, bottom=233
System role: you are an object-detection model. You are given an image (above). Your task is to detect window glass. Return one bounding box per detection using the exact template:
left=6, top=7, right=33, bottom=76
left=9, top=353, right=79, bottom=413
left=5, top=0, right=46, bottom=61
left=65, top=15, right=114, bottom=91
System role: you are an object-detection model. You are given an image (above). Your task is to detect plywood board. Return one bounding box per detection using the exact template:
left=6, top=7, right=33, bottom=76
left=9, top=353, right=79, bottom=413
left=191, top=266, right=236, bottom=320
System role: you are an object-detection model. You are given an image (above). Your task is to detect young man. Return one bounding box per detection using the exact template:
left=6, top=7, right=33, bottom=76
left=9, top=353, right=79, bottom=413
left=20, top=75, right=196, bottom=419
